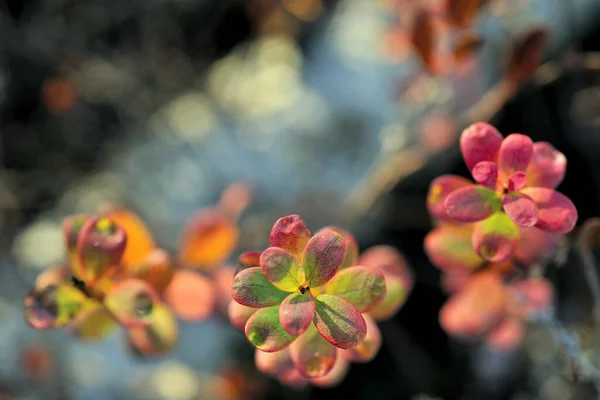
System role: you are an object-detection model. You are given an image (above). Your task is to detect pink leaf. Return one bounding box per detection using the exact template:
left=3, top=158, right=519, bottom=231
left=270, top=215, right=312, bottom=259
left=427, top=175, right=473, bottom=220
left=507, top=171, right=527, bottom=192
left=302, top=230, right=346, bottom=287
left=526, top=142, right=566, bottom=189
left=501, top=192, right=539, bottom=227
left=471, top=161, right=498, bottom=190
left=520, top=187, right=578, bottom=233
left=321, top=226, right=359, bottom=269
left=444, top=185, right=501, bottom=223
left=279, top=292, right=316, bottom=336
left=498, top=134, right=533, bottom=181
left=459, top=122, right=503, bottom=171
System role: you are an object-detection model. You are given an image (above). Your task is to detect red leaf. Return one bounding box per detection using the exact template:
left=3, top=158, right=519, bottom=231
left=460, top=122, right=503, bottom=171
left=520, top=187, right=578, bottom=233
left=498, top=134, right=533, bottom=181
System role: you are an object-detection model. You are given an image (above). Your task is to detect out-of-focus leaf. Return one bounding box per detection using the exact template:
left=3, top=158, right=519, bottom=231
left=102, top=208, right=155, bottom=267
left=486, top=317, right=524, bottom=351
left=69, top=306, right=117, bottom=341
left=506, top=278, right=553, bottom=319
left=310, top=351, right=350, bottom=388
left=218, top=181, right=253, bottom=219
left=127, top=248, right=174, bottom=294
left=228, top=301, right=257, bottom=331
left=313, top=294, right=366, bottom=349
left=447, top=0, right=487, bottom=28
left=178, top=209, right=239, bottom=269
left=424, top=225, right=483, bottom=270
left=342, top=314, right=381, bottom=363
left=164, top=270, right=216, bottom=321
left=514, top=227, right=561, bottom=264
left=127, top=303, right=178, bottom=357
left=279, top=292, right=315, bottom=336
left=24, top=284, right=96, bottom=330
left=520, top=187, right=578, bottom=233
left=245, top=306, right=296, bottom=352
left=260, top=247, right=305, bottom=292
left=104, top=279, right=159, bottom=328
left=255, top=348, right=294, bottom=377
left=269, top=215, right=312, bottom=259
left=231, top=267, right=289, bottom=308
left=324, top=266, right=386, bottom=312
left=369, top=274, right=411, bottom=321
left=77, top=217, right=127, bottom=287
left=62, top=214, right=91, bottom=280
left=472, top=212, right=520, bottom=263
left=236, top=251, right=262, bottom=276
left=290, top=323, right=337, bottom=378
left=507, top=27, right=549, bottom=87
left=444, top=185, right=501, bottom=222
left=439, top=271, right=505, bottom=337
left=302, top=230, right=346, bottom=288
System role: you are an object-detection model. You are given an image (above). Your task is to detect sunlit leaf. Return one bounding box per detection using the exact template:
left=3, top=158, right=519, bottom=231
left=228, top=301, right=257, bottom=331
left=324, top=266, right=386, bottom=312
left=302, top=230, right=346, bottom=288
left=460, top=122, right=503, bottom=171
left=236, top=251, right=262, bottom=276
left=127, top=248, right=174, bottom=294
left=260, top=247, right=305, bottom=291
left=471, top=161, right=498, bottom=191
left=424, top=225, right=483, bottom=270
left=520, top=187, right=578, bottom=233
left=270, top=215, right=312, bottom=259
left=310, top=352, right=350, bottom=388
left=289, top=323, right=337, bottom=378
left=342, top=314, right=381, bottom=363
left=69, top=306, right=117, bottom=341
left=444, top=185, right=501, bottom=223
left=427, top=175, right=472, bottom=220
left=501, top=191, right=538, bottom=227
left=322, top=227, right=359, bottom=270
left=77, top=216, right=127, bottom=287
left=178, top=209, right=239, bottom=269
left=526, top=142, right=566, bottom=189
left=164, top=270, right=216, bottom=321
left=102, top=208, right=155, bottom=267
left=245, top=306, right=296, bottom=352
left=498, top=134, right=533, bottom=182
left=313, top=294, right=366, bottom=349
left=127, top=303, right=178, bottom=357
left=104, top=279, right=159, bottom=328
left=279, top=292, right=316, bottom=336
left=472, top=212, right=520, bottom=263
left=439, top=271, right=505, bottom=337
left=231, top=267, right=289, bottom=308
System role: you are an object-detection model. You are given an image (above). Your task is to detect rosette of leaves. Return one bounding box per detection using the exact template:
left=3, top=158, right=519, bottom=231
left=23, top=213, right=178, bottom=356
left=432, top=122, right=577, bottom=263
left=230, top=215, right=389, bottom=378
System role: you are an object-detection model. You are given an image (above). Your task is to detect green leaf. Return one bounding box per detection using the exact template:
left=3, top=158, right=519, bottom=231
left=231, top=267, right=289, bottom=308
left=289, top=323, right=337, bottom=378
left=368, top=275, right=409, bottom=321
left=279, top=292, right=315, bottom=336
left=245, top=306, right=296, bottom=352
left=302, top=230, right=346, bottom=288
left=313, top=294, right=366, bottom=349
left=260, top=247, right=305, bottom=291
left=324, top=266, right=386, bottom=312
left=69, top=306, right=118, bottom=341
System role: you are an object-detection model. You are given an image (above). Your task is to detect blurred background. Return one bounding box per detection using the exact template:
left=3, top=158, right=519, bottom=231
left=3, top=0, right=600, bottom=399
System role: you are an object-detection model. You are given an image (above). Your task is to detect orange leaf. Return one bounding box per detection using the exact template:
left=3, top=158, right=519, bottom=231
left=103, top=208, right=155, bottom=267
